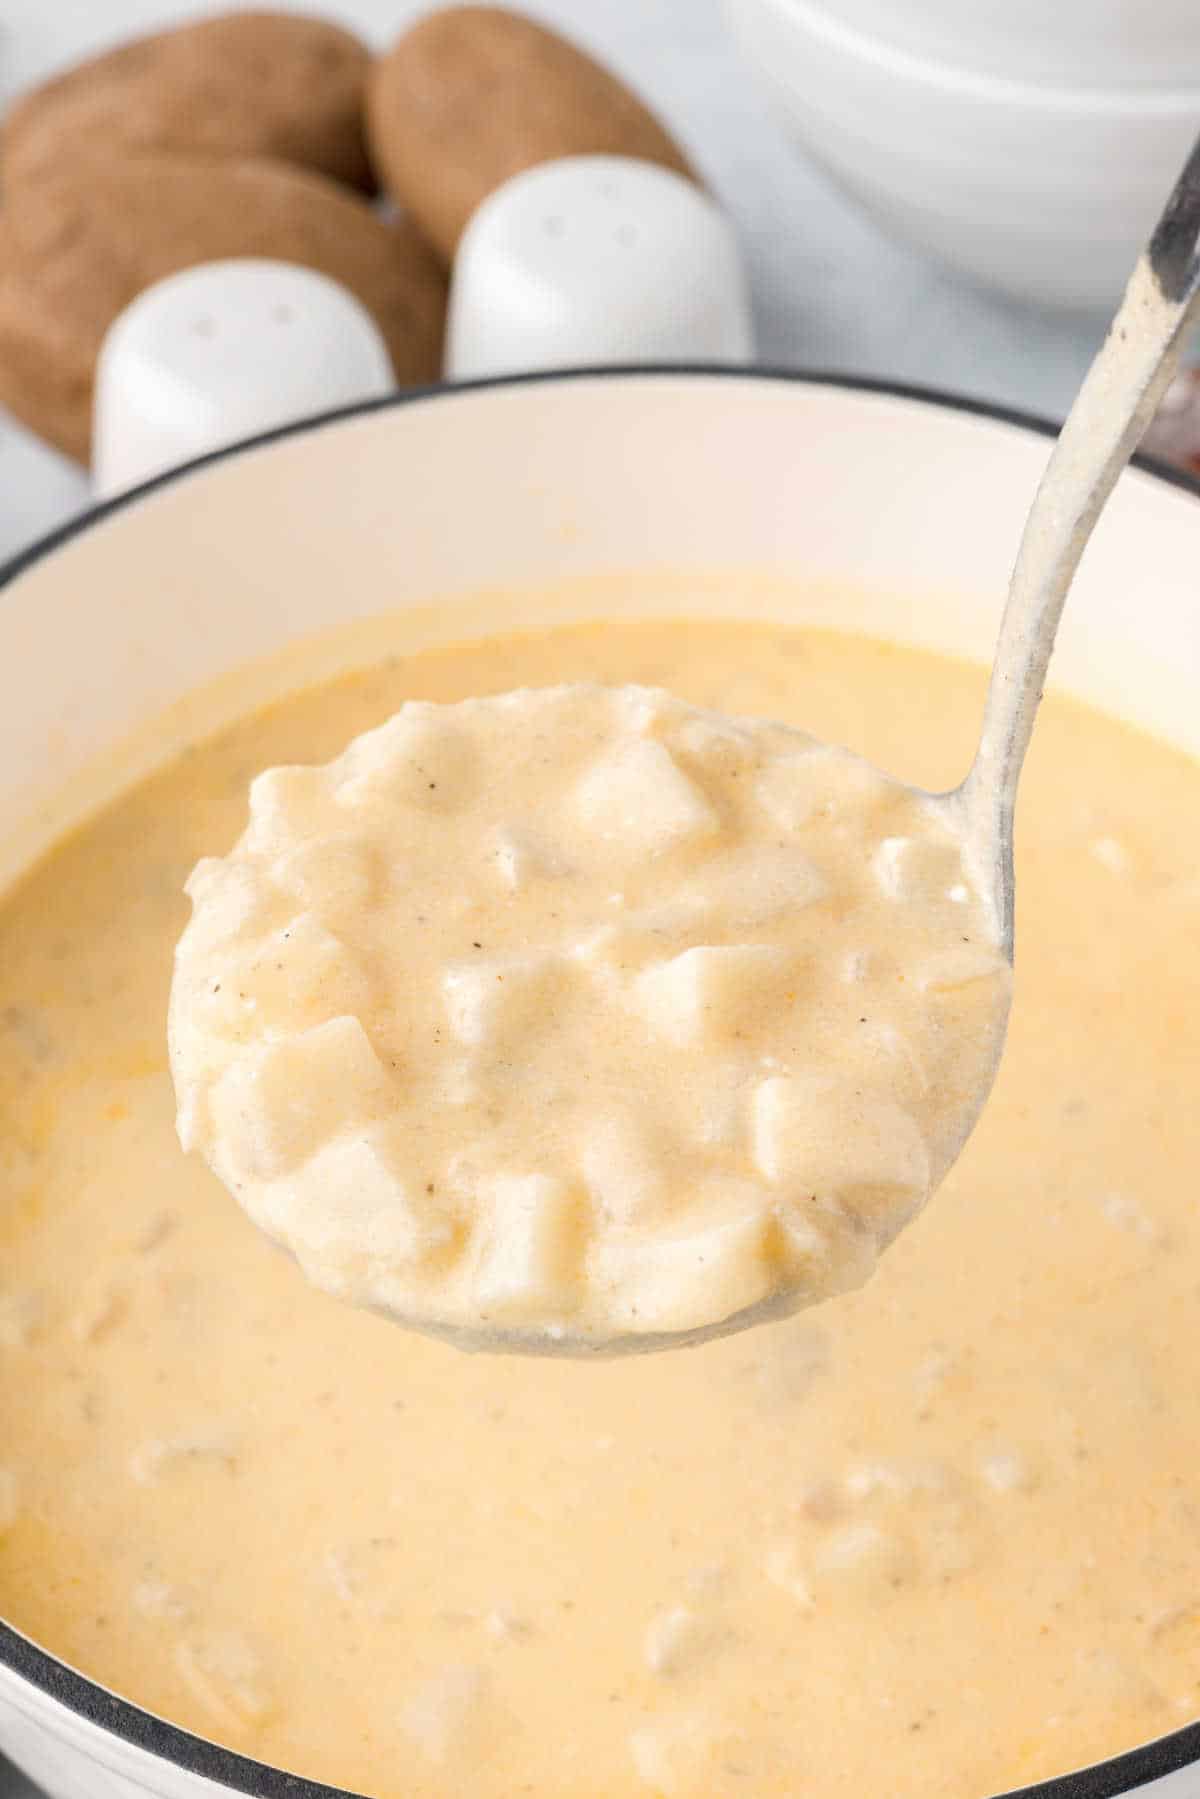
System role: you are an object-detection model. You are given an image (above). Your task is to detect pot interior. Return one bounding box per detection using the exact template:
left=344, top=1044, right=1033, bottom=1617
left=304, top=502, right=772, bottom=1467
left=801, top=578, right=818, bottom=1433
left=4, top=374, right=1200, bottom=885
left=2, top=372, right=1199, bottom=1799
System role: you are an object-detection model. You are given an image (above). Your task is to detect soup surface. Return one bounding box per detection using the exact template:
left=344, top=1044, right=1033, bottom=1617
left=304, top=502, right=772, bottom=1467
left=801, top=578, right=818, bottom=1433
left=1, top=605, right=1199, bottom=1799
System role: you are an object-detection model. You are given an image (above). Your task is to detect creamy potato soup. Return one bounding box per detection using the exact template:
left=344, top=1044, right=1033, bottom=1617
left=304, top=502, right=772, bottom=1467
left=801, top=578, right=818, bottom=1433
left=169, top=683, right=1008, bottom=1349
left=1, top=605, right=1199, bottom=1799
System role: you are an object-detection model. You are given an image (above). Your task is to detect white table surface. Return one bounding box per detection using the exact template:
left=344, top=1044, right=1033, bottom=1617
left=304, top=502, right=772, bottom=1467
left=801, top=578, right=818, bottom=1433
left=0, top=2, right=1100, bottom=1793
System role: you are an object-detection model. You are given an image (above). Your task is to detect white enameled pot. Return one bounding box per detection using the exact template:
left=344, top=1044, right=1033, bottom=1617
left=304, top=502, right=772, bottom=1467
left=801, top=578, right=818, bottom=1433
left=1, top=371, right=1199, bottom=1799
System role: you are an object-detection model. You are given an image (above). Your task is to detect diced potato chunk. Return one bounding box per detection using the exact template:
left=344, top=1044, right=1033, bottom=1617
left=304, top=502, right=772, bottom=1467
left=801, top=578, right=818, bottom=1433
left=756, top=744, right=891, bottom=831
left=590, top=1196, right=774, bottom=1334
left=813, top=1520, right=916, bottom=1591
left=682, top=846, right=827, bottom=924
left=1090, top=834, right=1132, bottom=875
left=670, top=709, right=761, bottom=775
left=633, top=945, right=795, bottom=1048
left=773, top=1201, right=877, bottom=1297
left=751, top=1074, right=930, bottom=1216
left=257, top=1126, right=448, bottom=1273
left=245, top=766, right=332, bottom=853
left=979, top=1449, right=1035, bottom=1494
left=179, top=911, right=371, bottom=1055
left=489, top=825, right=566, bottom=891
left=581, top=1113, right=669, bottom=1224
left=337, top=705, right=477, bottom=813
left=442, top=953, right=560, bottom=1049
left=207, top=1015, right=393, bottom=1179
left=273, top=836, right=378, bottom=920
left=472, top=1174, right=586, bottom=1322
left=754, top=753, right=823, bottom=831
left=402, top=1665, right=487, bottom=1764
left=254, top=912, right=371, bottom=1023
left=175, top=1631, right=274, bottom=1730
left=644, top=1604, right=704, bottom=1675
left=574, top=737, right=719, bottom=857
left=181, top=858, right=273, bottom=948
left=872, top=834, right=965, bottom=902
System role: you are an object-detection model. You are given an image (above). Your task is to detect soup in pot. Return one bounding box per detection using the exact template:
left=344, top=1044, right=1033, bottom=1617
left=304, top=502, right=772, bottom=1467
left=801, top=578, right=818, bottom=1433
left=1, top=596, right=1198, bottom=1798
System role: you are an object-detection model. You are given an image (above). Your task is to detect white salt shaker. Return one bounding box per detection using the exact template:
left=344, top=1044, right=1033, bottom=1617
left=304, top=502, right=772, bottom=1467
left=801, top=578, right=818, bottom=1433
left=447, top=154, right=754, bottom=380
left=93, top=259, right=396, bottom=498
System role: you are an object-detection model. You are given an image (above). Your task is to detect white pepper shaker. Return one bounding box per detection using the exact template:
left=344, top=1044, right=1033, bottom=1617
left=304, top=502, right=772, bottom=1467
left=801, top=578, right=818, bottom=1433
left=447, top=155, right=754, bottom=380
left=93, top=259, right=396, bottom=498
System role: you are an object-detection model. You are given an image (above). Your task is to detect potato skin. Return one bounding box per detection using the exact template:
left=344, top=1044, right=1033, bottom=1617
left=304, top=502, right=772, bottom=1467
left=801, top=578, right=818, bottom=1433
left=367, top=4, right=697, bottom=260
left=0, top=156, right=448, bottom=463
left=3, top=10, right=375, bottom=195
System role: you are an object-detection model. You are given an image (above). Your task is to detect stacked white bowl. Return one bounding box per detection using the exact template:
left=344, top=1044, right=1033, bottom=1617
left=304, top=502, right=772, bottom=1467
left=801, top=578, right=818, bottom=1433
left=725, top=0, right=1200, bottom=310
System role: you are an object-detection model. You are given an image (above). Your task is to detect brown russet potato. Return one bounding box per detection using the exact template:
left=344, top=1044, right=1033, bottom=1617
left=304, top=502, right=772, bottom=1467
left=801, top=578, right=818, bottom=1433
left=0, top=155, right=448, bottom=463
left=367, top=5, right=697, bottom=260
left=3, top=10, right=375, bottom=195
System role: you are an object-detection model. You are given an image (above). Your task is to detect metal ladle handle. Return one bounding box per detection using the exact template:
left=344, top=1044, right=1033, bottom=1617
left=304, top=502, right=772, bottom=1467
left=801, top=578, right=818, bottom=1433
left=960, top=132, right=1200, bottom=954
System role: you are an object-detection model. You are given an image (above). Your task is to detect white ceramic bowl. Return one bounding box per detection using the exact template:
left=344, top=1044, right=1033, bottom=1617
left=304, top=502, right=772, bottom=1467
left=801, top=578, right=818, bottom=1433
left=2, top=371, right=1200, bottom=1799
left=726, top=0, right=1200, bottom=311
left=805, top=0, right=1200, bottom=87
